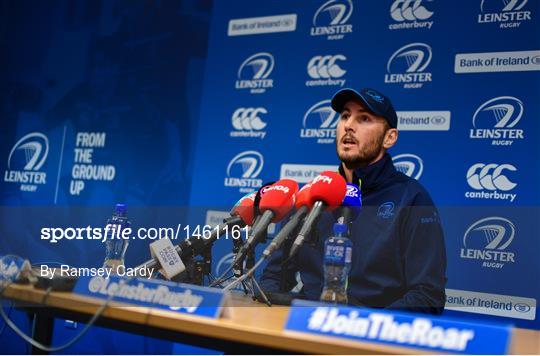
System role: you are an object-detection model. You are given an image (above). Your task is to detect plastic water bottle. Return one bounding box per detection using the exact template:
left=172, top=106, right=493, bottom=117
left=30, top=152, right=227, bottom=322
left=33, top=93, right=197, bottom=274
left=320, top=223, right=352, bottom=304
left=103, top=204, right=131, bottom=273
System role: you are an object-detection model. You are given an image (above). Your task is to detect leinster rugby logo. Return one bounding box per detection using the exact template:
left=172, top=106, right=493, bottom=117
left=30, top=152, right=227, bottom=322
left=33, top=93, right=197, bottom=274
left=4, top=132, right=49, bottom=192
left=235, top=52, right=274, bottom=94
left=224, top=150, right=264, bottom=193
left=310, top=0, right=354, bottom=40
left=392, top=154, right=424, bottom=180
left=478, top=0, right=531, bottom=29
left=377, top=201, right=395, bottom=219
left=385, top=43, right=433, bottom=89
left=470, top=96, right=524, bottom=146
left=460, top=217, right=516, bottom=269
left=300, top=100, right=338, bottom=144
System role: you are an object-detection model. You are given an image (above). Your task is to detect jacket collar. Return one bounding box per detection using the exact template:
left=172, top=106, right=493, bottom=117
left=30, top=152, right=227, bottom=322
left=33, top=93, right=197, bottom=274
left=339, top=153, right=397, bottom=192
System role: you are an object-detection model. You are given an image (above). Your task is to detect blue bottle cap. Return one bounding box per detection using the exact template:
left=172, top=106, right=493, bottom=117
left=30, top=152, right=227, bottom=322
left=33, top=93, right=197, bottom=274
left=333, top=223, right=347, bottom=235
left=115, top=203, right=127, bottom=215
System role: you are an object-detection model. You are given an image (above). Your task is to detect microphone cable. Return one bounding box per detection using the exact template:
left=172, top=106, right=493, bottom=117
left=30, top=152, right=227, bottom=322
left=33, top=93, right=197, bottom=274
left=0, top=255, right=137, bottom=353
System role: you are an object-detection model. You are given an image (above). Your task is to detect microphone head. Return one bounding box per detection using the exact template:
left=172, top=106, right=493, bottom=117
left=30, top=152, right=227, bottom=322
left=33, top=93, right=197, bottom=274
left=255, top=181, right=275, bottom=216
left=342, top=183, right=362, bottom=219
left=259, top=179, right=299, bottom=222
left=309, top=171, right=347, bottom=211
left=295, top=181, right=312, bottom=210
left=231, top=192, right=256, bottom=225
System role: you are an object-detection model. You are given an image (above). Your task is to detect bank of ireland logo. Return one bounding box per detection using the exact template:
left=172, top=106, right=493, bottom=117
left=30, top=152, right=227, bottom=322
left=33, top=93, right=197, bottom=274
left=470, top=96, right=524, bottom=146
left=306, top=55, right=347, bottom=87
left=460, top=217, right=516, bottom=268
left=384, top=43, right=433, bottom=89
left=300, top=100, right=338, bottom=144
left=514, top=303, right=531, bottom=313
left=4, top=132, right=49, bottom=192
left=310, top=0, right=354, bottom=40
left=224, top=150, right=264, bottom=193
left=235, top=52, right=274, bottom=94
left=377, top=201, right=395, bottom=219
left=230, top=107, right=268, bottom=139
left=392, top=154, right=424, bottom=180
left=389, top=0, right=434, bottom=30
left=465, top=163, right=517, bottom=202
left=478, top=0, right=531, bottom=28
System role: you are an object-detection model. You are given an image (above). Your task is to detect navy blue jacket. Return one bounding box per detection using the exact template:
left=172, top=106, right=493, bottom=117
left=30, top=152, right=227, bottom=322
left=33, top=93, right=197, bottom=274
left=260, top=153, right=447, bottom=314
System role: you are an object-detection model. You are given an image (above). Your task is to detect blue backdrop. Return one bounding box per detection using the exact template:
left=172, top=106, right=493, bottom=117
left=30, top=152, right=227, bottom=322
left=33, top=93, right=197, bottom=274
left=1, top=0, right=539, bottom=353
left=189, top=0, right=540, bottom=330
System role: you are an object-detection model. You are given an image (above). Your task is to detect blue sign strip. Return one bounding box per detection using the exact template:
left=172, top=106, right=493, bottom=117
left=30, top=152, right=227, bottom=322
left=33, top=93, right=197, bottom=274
left=285, top=300, right=512, bottom=354
left=73, top=275, right=228, bottom=319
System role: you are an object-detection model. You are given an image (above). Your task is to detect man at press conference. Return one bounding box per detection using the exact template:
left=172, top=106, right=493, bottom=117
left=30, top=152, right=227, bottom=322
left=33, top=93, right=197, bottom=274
left=260, top=87, right=447, bottom=315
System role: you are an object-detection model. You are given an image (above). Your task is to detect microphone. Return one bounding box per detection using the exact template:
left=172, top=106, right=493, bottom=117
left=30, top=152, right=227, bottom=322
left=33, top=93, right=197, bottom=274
left=334, top=183, right=362, bottom=226
left=137, top=192, right=256, bottom=274
left=263, top=181, right=312, bottom=257
left=288, top=171, right=346, bottom=259
left=233, top=179, right=298, bottom=266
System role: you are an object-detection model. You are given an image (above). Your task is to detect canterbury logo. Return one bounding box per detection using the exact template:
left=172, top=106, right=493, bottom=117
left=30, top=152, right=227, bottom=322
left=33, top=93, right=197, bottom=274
left=227, top=151, right=264, bottom=178
left=7, top=132, right=49, bottom=170
left=392, top=154, right=424, bottom=180
left=472, top=96, right=523, bottom=128
left=237, top=53, right=274, bottom=79
left=463, top=217, right=515, bottom=250
left=481, top=0, right=528, bottom=12
left=303, top=100, right=339, bottom=128
left=307, top=55, right=347, bottom=79
left=466, top=163, right=517, bottom=191
left=313, top=0, right=353, bottom=26
left=387, top=43, right=432, bottom=73
left=231, top=108, right=268, bottom=131
left=390, top=0, right=434, bottom=22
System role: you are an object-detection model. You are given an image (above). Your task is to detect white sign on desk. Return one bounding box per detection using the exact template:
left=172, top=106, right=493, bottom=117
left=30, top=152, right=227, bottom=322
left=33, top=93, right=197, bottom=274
left=73, top=275, right=231, bottom=319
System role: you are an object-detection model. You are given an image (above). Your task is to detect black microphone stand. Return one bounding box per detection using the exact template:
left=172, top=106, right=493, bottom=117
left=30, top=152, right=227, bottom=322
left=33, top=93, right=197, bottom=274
left=243, top=246, right=271, bottom=306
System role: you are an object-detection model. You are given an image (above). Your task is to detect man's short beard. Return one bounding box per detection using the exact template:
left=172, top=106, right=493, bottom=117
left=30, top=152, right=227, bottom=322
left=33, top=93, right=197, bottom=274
left=337, top=132, right=385, bottom=169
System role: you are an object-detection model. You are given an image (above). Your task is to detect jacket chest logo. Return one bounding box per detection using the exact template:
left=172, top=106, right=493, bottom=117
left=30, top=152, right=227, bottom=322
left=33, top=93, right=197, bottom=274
left=377, top=201, right=395, bottom=219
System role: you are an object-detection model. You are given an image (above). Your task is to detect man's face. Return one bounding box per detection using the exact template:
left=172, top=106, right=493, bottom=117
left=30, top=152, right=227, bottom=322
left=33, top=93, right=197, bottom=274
left=336, top=99, right=389, bottom=167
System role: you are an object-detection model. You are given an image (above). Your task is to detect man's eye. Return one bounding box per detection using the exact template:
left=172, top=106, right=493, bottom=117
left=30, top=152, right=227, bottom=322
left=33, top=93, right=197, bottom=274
left=340, top=114, right=349, bottom=120
left=360, top=116, right=370, bottom=122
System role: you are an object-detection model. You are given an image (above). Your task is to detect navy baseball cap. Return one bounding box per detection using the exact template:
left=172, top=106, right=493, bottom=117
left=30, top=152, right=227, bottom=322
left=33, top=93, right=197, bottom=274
left=331, top=88, right=398, bottom=128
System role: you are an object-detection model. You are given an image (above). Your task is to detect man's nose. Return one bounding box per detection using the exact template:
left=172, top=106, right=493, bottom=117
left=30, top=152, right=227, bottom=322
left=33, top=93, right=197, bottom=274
left=343, top=115, right=355, bottom=131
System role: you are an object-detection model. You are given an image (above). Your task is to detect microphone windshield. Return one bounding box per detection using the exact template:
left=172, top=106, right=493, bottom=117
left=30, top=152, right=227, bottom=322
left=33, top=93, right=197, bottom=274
left=342, top=183, right=362, bottom=219
left=231, top=192, right=256, bottom=225
left=295, top=181, right=312, bottom=210
left=259, top=179, right=299, bottom=221
left=309, top=171, right=347, bottom=211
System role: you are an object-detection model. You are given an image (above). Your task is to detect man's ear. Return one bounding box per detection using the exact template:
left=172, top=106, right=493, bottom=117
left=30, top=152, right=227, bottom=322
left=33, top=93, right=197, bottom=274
left=383, top=128, right=398, bottom=149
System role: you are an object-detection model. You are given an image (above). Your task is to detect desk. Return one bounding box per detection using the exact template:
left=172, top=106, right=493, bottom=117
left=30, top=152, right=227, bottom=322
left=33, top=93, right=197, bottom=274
left=2, top=284, right=539, bottom=354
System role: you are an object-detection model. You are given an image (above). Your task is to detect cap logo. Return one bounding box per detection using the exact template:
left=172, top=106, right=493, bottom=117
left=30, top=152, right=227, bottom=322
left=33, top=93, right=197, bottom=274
left=365, top=90, right=385, bottom=103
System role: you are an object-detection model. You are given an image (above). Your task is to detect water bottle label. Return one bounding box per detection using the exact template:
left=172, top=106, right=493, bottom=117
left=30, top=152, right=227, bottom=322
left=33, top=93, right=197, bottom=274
left=324, top=244, right=346, bottom=265
left=345, top=246, right=352, bottom=264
